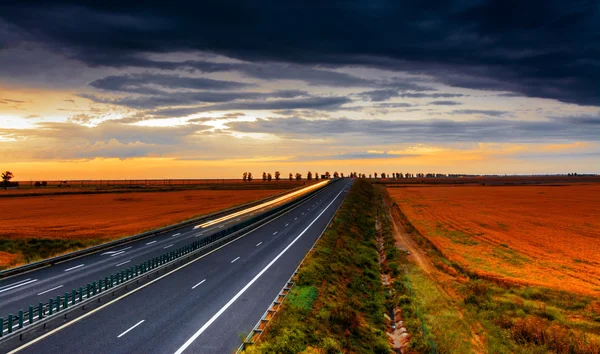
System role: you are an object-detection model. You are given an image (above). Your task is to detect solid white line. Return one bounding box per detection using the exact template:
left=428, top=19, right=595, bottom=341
left=294, top=217, right=297, bottom=220
left=273, top=231, right=277, bottom=235
left=0, top=279, right=38, bottom=293
left=164, top=244, right=174, bottom=249
left=117, top=320, right=145, bottom=338
left=302, top=212, right=304, bottom=215
left=218, top=225, right=224, bottom=228
left=116, top=260, right=131, bottom=267
left=6, top=183, right=333, bottom=354
left=172, top=233, right=181, bottom=237
left=231, top=257, right=240, bottom=263
left=37, top=285, right=63, bottom=296
left=173, top=185, right=345, bottom=354
left=195, top=233, right=203, bottom=237
left=110, top=251, right=126, bottom=257
left=191, top=279, right=206, bottom=289
left=146, top=241, right=156, bottom=245
left=256, top=242, right=262, bottom=247
left=285, top=223, right=289, bottom=227
left=64, top=264, right=84, bottom=272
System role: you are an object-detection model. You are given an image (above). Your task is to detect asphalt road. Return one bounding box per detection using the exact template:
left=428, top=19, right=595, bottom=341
left=8, top=178, right=353, bottom=354
left=0, top=181, right=328, bottom=318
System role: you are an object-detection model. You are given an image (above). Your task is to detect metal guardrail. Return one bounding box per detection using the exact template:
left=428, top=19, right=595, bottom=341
left=0, top=183, right=315, bottom=280
left=0, top=180, right=335, bottom=344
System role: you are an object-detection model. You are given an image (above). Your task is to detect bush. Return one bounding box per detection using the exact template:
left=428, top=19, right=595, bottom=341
left=34, top=181, right=41, bottom=187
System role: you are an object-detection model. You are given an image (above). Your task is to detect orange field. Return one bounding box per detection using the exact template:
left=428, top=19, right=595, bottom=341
left=387, top=184, right=600, bottom=295
left=0, top=188, right=290, bottom=267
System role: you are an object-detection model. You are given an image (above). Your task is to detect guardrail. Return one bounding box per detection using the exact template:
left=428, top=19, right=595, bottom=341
left=0, top=180, right=336, bottom=344
left=0, top=183, right=316, bottom=280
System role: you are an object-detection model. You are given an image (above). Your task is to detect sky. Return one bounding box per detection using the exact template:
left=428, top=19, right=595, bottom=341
left=0, top=0, right=599, bottom=179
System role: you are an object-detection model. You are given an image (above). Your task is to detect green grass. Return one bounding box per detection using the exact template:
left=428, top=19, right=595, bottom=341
left=0, top=238, right=104, bottom=269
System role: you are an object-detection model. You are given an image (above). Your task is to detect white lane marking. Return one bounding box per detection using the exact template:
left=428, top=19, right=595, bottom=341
left=294, top=217, right=297, bottom=220
left=302, top=212, right=304, bottom=215
left=191, top=279, right=206, bottom=289
left=164, top=244, right=174, bottom=249
left=116, top=260, right=131, bottom=267
left=101, top=246, right=132, bottom=255
left=231, top=257, right=240, bottom=263
left=6, top=184, right=333, bottom=354
left=37, top=285, right=63, bottom=296
left=236, top=218, right=241, bottom=221
left=117, top=320, right=145, bottom=338
left=195, top=233, right=203, bottom=237
left=0, top=278, right=31, bottom=290
left=64, top=264, right=84, bottom=272
left=146, top=241, right=156, bottom=245
left=110, top=251, right=126, bottom=257
left=285, top=223, right=289, bottom=227
left=256, top=242, right=262, bottom=247
left=218, top=225, right=224, bottom=228
left=273, top=231, right=278, bottom=235
left=172, top=233, right=181, bottom=237
left=173, top=185, right=346, bottom=354
left=0, top=279, right=38, bottom=293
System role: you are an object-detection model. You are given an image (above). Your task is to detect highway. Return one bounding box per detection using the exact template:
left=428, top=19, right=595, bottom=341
left=4, top=179, right=353, bottom=353
left=0, top=181, right=328, bottom=318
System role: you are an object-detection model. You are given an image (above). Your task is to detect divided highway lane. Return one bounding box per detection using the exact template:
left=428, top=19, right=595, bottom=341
left=10, top=179, right=353, bottom=354
left=0, top=182, right=328, bottom=317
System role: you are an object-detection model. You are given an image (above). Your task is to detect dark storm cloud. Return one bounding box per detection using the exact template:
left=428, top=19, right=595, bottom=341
left=225, top=116, right=600, bottom=143
left=2, top=1, right=597, bottom=105
left=89, top=73, right=255, bottom=94
left=428, top=101, right=462, bottom=106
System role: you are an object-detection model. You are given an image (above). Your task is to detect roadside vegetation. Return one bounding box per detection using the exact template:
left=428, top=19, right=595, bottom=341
left=244, top=179, right=391, bottom=353
left=385, top=186, right=600, bottom=353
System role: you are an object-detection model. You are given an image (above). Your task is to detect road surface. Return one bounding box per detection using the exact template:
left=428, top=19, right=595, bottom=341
left=5, top=179, right=353, bottom=353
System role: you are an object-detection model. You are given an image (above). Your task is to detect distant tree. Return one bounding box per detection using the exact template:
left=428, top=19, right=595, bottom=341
left=307, top=171, right=312, bottom=180
left=374, top=172, right=378, bottom=178
left=369, top=174, right=372, bottom=178
left=333, top=171, right=339, bottom=178
left=2, top=171, right=13, bottom=190
left=289, top=173, right=293, bottom=181
left=325, top=171, right=331, bottom=179
left=275, top=171, right=281, bottom=181
left=267, top=173, right=272, bottom=182
left=295, top=173, right=302, bottom=181
left=262, top=172, right=267, bottom=181
left=34, top=181, right=41, bottom=187
left=341, top=173, right=344, bottom=178
left=243, top=172, right=248, bottom=182
left=42, top=181, right=47, bottom=186
left=247, top=172, right=253, bottom=181
left=315, top=172, right=319, bottom=181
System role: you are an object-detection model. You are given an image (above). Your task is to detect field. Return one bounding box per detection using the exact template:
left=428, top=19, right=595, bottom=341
left=387, top=183, right=600, bottom=295
left=0, top=186, right=295, bottom=268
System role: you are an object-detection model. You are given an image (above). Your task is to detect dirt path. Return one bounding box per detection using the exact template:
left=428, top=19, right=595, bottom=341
left=381, top=193, right=486, bottom=353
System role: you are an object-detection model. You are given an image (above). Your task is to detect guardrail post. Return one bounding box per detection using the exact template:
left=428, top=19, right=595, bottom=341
left=0, top=317, right=3, bottom=337
left=18, top=310, right=23, bottom=329
left=79, top=286, right=83, bottom=302
left=48, top=299, right=53, bottom=315
left=110, top=274, right=114, bottom=287
left=38, top=302, right=43, bottom=319
left=64, top=292, right=69, bottom=309
left=86, top=283, right=91, bottom=298
left=8, top=314, right=13, bottom=333
left=28, top=306, right=33, bottom=324
left=56, top=296, right=60, bottom=312
left=105, top=277, right=109, bottom=290
left=72, top=289, right=76, bottom=305
left=92, top=281, right=97, bottom=295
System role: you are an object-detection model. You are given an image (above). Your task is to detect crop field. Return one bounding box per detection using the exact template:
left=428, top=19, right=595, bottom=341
left=387, top=183, right=600, bottom=295
left=0, top=187, right=293, bottom=268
